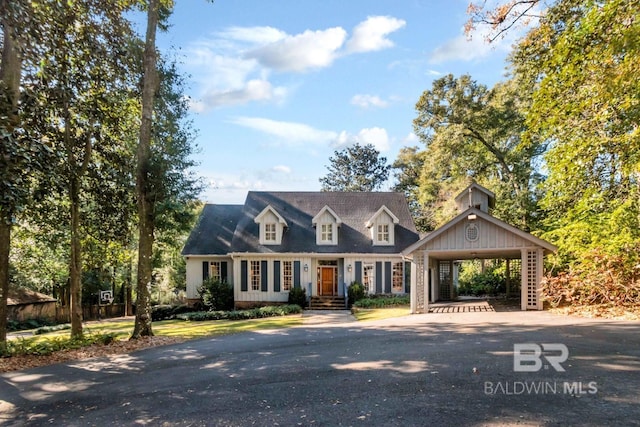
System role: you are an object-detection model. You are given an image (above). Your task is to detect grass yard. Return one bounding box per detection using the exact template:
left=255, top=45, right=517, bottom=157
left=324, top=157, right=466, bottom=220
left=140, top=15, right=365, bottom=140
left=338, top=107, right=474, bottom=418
left=352, top=306, right=411, bottom=322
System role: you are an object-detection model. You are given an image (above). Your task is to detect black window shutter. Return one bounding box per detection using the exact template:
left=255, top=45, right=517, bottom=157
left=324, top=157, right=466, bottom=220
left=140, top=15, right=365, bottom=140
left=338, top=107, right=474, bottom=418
left=241, top=261, right=248, bottom=292
left=375, top=262, right=382, bottom=294
left=293, top=261, right=301, bottom=289
left=384, top=262, right=392, bottom=293
left=274, top=261, right=281, bottom=292
left=355, top=261, right=362, bottom=283
left=404, top=262, right=411, bottom=293
left=221, top=261, right=228, bottom=283
left=202, top=261, right=209, bottom=280
left=261, top=260, right=268, bottom=292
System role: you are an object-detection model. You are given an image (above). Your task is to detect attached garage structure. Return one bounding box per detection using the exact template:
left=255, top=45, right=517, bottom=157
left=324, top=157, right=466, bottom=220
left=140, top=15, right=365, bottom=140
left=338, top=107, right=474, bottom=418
left=403, top=183, right=557, bottom=313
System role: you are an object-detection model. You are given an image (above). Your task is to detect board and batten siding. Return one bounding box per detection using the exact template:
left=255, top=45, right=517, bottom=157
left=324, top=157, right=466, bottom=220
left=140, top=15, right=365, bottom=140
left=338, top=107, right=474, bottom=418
left=185, top=257, right=233, bottom=300
left=421, top=218, right=530, bottom=251
left=233, top=256, right=313, bottom=303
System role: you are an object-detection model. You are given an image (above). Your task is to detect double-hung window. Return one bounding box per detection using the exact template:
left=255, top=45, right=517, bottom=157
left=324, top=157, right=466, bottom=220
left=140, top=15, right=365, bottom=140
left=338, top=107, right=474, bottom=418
left=377, top=224, right=389, bottom=243
left=250, top=260, right=261, bottom=291
left=282, top=260, right=293, bottom=291
left=363, top=264, right=375, bottom=294
left=392, top=262, right=404, bottom=293
left=265, top=223, right=276, bottom=242
left=321, top=223, right=333, bottom=242
left=209, top=261, right=222, bottom=282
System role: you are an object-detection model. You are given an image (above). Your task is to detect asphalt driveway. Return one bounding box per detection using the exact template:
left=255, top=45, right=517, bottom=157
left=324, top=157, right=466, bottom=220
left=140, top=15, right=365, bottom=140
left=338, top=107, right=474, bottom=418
left=1, top=310, right=639, bottom=426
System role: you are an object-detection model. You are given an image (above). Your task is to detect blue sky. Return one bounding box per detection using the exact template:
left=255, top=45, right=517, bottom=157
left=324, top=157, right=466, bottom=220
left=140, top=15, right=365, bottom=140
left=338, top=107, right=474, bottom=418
left=153, top=0, right=524, bottom=204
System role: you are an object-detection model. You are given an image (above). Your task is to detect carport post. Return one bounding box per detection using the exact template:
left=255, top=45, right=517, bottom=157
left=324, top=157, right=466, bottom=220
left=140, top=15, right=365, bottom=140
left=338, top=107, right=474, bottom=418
left=410, top=261, right=417, bottom=313
left=423, top=252, right=430, bottom=313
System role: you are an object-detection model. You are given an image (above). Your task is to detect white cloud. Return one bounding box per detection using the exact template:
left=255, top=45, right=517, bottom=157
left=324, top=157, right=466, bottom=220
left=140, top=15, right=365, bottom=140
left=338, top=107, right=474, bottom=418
left=185, top=16, right=406, bottom=110
left=331, top=127, right=390, bottom=152
left=351, top=94, right=389, bottom=109
left=245, top=27, right=347, bottom=72
left=230, top=117, right=337, bottom=144
left=426, top=69, right=443, bottom=76
left=191, top=80, right=288, bottom=112
left=402, top=132, right=420, bottom=144
left=272, top=165, right=292, bottom=174
left=346, top=16, right=406, bottom=53
left=216, top=26, right=287, bottom=45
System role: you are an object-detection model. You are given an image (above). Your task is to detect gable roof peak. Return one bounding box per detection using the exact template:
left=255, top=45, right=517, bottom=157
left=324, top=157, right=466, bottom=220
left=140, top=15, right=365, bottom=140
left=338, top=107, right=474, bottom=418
left=312, top=205, right=343, bottom=226
left=254, top=204, right=288, bottom=226
left=366, top=204, right=400, bottom=227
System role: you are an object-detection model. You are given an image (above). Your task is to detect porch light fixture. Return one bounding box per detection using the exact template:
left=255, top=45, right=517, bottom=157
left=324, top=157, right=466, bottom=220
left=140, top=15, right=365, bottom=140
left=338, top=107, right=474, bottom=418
left=467, top=213, right=477, bottom=221
left=347, top=264, right=352, bottom=272
left=303, top=263, right=309, bottom=272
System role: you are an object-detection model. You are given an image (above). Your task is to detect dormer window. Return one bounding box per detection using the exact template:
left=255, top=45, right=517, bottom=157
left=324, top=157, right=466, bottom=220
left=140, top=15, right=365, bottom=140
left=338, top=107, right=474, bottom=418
left=313, top=205, right=341, bottom=246
left=321, top=223, right=334, bottom=242
left=367, top=205, right=399, bottom=246
left=255, top=205, right=287, bottom=245
left=265, top=223, right=277, bottom=242
left=377, top=224, right=389, bottom=243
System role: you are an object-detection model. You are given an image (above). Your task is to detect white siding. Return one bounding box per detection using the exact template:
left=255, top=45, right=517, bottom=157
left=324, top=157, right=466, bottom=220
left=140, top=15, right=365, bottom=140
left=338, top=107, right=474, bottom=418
left=421, top=217, right=530, bottom=251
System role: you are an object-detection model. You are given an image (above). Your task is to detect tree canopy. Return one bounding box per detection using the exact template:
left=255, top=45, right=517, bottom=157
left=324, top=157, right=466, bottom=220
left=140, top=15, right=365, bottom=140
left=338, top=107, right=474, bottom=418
left=320, top=143, right=391, bottom=192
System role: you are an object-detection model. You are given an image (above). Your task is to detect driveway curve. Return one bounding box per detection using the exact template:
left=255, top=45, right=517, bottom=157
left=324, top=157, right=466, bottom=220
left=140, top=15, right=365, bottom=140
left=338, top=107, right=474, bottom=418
left=1, top=311, right=639, bottom=426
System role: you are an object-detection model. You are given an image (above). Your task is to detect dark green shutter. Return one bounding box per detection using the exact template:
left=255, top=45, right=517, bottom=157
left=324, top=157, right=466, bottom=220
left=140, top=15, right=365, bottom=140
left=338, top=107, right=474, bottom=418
left=375, top=262, right=382, bottom=294
left=355, top=261, right=362, bottom=283
left=261, top=260, right=268, bottom=292
left=221, top=262, right=228, bottom=283
left=404, top=262, right=411, bottom=293
left=384, top=262, right=392, bottom=293
left=241, top=261, right=248, bottom=291
left=293, top=261, right=301, bottom=289
left=274, top=261, right=281, bottom=292
left=202, top=261, right=209, bottom=280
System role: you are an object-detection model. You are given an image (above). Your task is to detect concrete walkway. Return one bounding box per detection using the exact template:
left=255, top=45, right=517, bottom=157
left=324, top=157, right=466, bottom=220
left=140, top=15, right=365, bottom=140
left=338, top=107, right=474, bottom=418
left=301, top=309, right=356, bottom=325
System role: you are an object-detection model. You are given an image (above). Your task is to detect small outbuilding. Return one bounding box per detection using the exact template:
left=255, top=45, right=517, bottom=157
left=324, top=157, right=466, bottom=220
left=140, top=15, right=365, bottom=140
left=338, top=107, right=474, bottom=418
left=403, top=183, right=557, bottom=313
left=7, top=287, right=57, bottom=322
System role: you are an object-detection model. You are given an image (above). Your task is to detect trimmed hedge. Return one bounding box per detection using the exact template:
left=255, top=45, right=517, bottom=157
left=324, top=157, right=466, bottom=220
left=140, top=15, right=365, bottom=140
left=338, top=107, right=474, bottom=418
left=177, top=304, right=302, bottom=321
left=353, top=295, right=410, bottom=308
left=151, top=304, right=193, bottom=321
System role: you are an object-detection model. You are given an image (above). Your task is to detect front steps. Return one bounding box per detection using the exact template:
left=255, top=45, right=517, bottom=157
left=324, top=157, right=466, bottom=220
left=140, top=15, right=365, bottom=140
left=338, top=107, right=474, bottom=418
left=308, top=296, right=347, bottom=310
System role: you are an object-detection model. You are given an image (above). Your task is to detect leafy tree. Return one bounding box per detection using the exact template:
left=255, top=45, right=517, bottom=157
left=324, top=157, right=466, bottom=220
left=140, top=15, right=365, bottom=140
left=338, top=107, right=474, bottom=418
left=320, top=143, right=391, bottom=192
left=412, top=74, right=544, bottom=229
left=0, top=1, right=57, bottom=343
left=24, top=0, right=136, bottom=338
left=391, top=146, right=433, bottom=231
left=511, top=0, right=640, bottom=263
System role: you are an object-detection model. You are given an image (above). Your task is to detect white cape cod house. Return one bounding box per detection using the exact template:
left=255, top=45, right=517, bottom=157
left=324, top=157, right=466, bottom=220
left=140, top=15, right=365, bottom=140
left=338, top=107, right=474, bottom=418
left=182, top=191, right=420, bottom=309
left=182, top=185, right=556, bottom=311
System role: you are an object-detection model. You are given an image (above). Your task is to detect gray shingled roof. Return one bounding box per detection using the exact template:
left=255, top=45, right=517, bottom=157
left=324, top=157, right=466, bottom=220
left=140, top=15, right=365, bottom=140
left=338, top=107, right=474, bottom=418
left=182, top=192, right=420, bottom=255
left=182, top=204, right=244, bottom=255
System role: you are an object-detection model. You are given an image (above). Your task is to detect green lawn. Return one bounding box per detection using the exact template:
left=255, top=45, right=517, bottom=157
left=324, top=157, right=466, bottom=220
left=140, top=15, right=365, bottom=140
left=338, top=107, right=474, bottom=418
left=352, top=307, right=411, bottom=322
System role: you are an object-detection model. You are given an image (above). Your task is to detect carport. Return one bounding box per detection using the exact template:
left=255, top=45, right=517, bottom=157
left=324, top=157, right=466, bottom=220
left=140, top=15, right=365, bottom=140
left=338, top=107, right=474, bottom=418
left=403, top=183, right=557, bottom=313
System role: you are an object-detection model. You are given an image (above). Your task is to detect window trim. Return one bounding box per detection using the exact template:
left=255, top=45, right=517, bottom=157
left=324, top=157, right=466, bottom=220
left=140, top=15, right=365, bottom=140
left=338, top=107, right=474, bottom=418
left=392, top=261, right=404, bottom=293
left=250, top=260, right=261, bottom=291
left=363, top=263, right=375, bottom=294
left=209, top=261, right=222, bottom=282
left=282, top=260, right=293, bottom=292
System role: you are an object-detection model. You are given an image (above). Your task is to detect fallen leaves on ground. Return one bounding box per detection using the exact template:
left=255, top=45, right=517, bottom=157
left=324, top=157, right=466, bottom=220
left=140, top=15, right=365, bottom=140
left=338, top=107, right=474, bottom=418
left=548, top=304, right=640, bottom=321
left=0, top=336, right=185, bottom=373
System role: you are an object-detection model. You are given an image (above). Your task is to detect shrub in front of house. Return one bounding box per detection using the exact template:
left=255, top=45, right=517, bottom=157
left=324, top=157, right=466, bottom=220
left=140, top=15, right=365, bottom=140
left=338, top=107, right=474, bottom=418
left=176, top=304, right=302, bottom=321
left=151, top=304, right=193, bottom=321
left=353, top=295, right=410, bottom=309
left=198, top=278, right=234, bottom=311
left=347, top=282, right=366, bottom=307
left=287, top=287, right=307, bottom=308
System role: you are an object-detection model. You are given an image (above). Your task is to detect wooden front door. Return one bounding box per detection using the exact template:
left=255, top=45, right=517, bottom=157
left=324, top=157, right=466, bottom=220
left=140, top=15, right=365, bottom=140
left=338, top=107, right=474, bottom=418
left=319, top=267, right=337, bottom=296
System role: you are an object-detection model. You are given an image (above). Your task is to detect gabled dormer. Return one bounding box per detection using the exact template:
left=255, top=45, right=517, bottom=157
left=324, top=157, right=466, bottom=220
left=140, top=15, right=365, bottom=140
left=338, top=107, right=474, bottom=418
left=366, top=205, right=399, bottom=246
left=254, top=205, right=287, bottom=245
left=455, top=182, right=495, bottom=213
left=312, top=205, right=342, bottom=245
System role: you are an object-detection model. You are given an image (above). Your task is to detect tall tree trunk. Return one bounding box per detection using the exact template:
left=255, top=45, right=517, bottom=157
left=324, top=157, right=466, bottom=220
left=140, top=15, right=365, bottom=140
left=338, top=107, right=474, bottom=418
left=131, top=0, right=159, bottom=339
left=0, top=19, right=22, bottom=344
left=69, top=176, right=83, bottom=338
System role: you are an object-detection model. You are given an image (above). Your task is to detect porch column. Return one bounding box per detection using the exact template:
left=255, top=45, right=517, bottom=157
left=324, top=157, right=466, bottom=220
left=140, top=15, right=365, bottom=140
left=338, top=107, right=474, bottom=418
left=521, top=248, right=543, bottom=310
left=410, top=260, right=417, bottom=313
left=423, top=252, right=430, bottom=313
